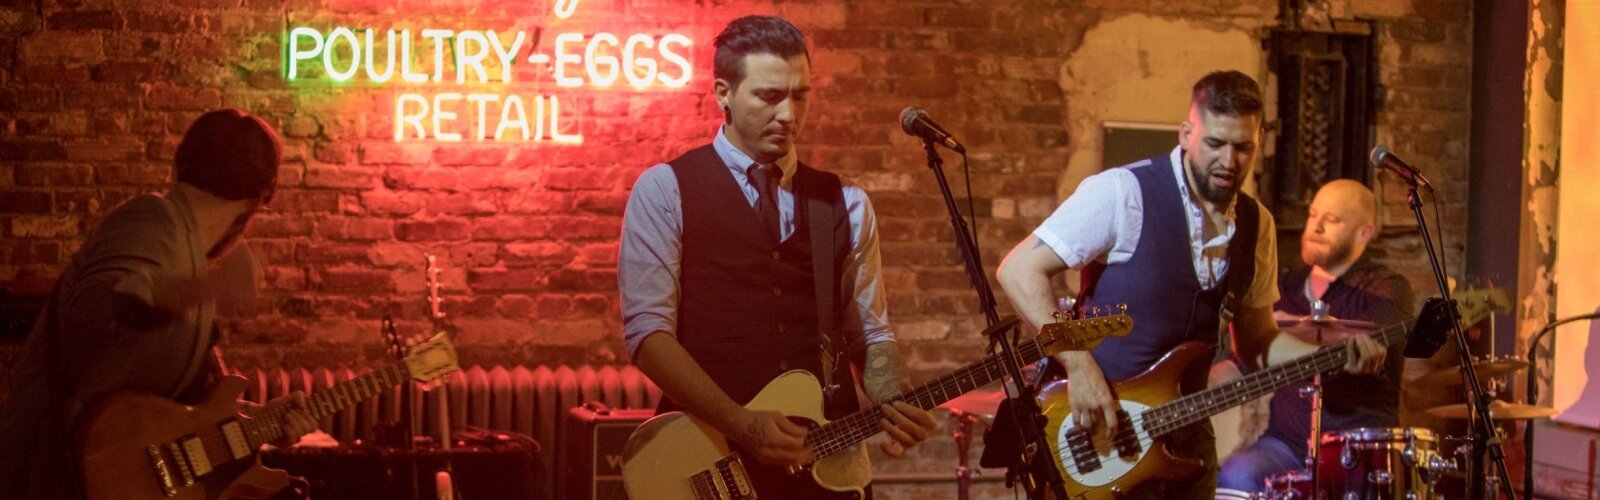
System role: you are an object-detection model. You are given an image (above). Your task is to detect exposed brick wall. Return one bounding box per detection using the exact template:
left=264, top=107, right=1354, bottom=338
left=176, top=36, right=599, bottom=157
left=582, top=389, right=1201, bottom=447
left=1, top=0, right=1471, bottom=493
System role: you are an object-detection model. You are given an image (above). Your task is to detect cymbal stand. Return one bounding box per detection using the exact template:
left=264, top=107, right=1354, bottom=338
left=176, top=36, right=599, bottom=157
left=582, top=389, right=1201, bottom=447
left=949, top=409, right=980, bottom=500
left=1306, top=300, right=1329, bottom=496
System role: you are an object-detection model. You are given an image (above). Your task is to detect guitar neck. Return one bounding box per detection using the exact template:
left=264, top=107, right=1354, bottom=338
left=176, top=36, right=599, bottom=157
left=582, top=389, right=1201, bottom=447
left=1139, top=319, right=1412, bottom=438
left=804, top=338, right=1047, bottom=459
left=239, top=362, right=412, bottom=448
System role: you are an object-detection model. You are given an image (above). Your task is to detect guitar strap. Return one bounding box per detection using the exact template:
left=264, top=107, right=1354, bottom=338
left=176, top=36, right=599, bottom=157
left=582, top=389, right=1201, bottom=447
left=1215, top=194, right=1260, bottom=355
left=801, top=165, right=852, bottom=406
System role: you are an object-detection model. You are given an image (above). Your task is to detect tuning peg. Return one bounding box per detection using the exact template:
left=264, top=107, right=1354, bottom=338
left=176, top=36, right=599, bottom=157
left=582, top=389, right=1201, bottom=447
left=1117, top=304, right=1128, bottom=315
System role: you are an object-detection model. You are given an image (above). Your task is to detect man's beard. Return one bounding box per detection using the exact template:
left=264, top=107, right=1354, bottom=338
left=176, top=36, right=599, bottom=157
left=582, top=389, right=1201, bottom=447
left=1303, top=237, right=1355, bottom=269
left=1195, top=178, right=1239, bottom=205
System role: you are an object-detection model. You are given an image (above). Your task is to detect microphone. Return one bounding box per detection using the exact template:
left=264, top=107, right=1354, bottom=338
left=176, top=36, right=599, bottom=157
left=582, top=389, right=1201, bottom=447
left=900, top=107, right=966, bottom=153
left=1369, top=145, right=1433, bottom=192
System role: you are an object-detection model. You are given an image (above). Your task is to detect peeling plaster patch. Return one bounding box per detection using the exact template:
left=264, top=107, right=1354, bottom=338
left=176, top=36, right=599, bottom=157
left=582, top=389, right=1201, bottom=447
left=1057, top=13, right=1261, bottom=202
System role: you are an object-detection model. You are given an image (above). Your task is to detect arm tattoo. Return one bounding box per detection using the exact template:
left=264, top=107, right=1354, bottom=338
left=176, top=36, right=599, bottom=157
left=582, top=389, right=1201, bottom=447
left=863, top=343, right=905, bottom=404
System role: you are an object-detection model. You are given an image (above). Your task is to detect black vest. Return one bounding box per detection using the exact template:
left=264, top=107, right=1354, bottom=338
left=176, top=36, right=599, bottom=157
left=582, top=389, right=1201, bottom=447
left=663, top=145, right=856, bottom=418
left=1077, top=155, right=1259, bottom=391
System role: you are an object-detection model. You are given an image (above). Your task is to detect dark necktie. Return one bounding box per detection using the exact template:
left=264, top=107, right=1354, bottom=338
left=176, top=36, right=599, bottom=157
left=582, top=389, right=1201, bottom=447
left=748, top=164, right=781, bottom=243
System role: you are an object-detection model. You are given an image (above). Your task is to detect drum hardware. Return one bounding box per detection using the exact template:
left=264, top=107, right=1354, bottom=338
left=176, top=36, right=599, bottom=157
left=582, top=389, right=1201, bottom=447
left=1414, top=356, right=1528, bottom=390
left=941, top=389, right=1001, bottom=500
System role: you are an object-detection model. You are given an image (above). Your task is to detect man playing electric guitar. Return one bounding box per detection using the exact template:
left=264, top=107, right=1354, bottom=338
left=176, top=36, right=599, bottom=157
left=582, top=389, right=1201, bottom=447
left=618, top=15, right=937, bottom=499
left=0, top=109, right=317, bottom=499
left=995, top=71, right=1387, bottom=498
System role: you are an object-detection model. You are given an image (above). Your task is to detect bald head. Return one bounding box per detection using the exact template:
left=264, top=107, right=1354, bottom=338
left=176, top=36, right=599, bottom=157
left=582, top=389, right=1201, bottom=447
left=1301, top=179, right=1378, bottom=271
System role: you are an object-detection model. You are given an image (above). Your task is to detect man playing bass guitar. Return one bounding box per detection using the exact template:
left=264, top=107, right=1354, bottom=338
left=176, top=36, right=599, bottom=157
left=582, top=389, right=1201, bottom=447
left=995, top=71, right=1387, bottom=498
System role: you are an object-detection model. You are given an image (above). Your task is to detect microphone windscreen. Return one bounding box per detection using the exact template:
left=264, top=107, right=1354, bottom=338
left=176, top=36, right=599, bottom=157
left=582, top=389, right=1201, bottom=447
left=900, top=107, right=925, bottom=135
left=1369, top=144, right=1390, bottom=167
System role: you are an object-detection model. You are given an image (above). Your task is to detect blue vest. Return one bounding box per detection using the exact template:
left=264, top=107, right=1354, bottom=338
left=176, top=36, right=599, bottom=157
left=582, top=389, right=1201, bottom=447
left=1078, top=154, right=1258, bottom=387
left=664, top=145, right=856, bottom=418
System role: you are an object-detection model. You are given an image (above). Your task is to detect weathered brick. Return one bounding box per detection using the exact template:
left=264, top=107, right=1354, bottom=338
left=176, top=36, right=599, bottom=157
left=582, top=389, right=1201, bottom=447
left=311, top=267, right=393, bottom=292
left=146, top=85, right=222, bottom=111
left=47, top=10, right=125, bottom=31
left=18, top=32, right=104, bottom=64
left=0, top=89, right=61, bottom=112
left=294, top=242, right=370, bottom=265
left=502, top=241, right=573, bottom=268
left=94, top=163, right=169, bottom=185
left=467, top=268, right=544, bottom=291
left=497, top=294, right=535, bottom=317
left=15, top=164, right=91, bottom=186
left=11, top=215, right=78, bottom=237
left=0, top=191, right=51, bottom=213
left=316, top=216, right=393, bottom=241
left=382, top=167, right=460, bottom=190
left=395, top=218, right=470, bottom=242
left=9, top=240, right=62, bottom=265
left=305, top=164, right=379, bottom=189
left=15, top=63, right=92, bottom=84
left=0, top=141, right=68, bottom=161
left=91, top=60, right=165, bottom=83
left=505, top=191, right=573, bottom=214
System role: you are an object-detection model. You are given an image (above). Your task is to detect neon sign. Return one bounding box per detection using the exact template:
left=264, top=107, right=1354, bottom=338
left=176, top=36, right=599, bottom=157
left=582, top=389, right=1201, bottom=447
left=283, top=2, right=693, bottom=144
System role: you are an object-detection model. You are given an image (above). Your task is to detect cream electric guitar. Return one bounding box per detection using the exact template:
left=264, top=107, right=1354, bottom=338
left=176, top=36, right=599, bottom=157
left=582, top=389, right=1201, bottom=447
left=621, top=314, right=1134, bottom=500
left=76, top=333, right=461, bottom=500
left=1039, top=288, right=1509, bottom=499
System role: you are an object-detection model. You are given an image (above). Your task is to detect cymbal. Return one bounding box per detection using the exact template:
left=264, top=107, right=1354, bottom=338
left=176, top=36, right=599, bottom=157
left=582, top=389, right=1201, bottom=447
left=940, top=388, right=1005, bottom=417
left=1415, top=357, right=1529, bottom=388
left=1276, top=316, right=1380, bottom=346
left=1425, top=400, right=1557, bottom=420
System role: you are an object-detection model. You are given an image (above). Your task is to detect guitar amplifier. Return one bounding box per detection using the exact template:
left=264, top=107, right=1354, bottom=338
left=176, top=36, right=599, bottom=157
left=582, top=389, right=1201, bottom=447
left=559, top=403, right=654, bottom=500
left=260, top=441, right=539, bottom=500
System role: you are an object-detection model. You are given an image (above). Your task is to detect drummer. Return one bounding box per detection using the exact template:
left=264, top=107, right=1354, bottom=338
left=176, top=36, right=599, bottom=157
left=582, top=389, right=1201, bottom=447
left=1218, top=179, right=1418, bottom=493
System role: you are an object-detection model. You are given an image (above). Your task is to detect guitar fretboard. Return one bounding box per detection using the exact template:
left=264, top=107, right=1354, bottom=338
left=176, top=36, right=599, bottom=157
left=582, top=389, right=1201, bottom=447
left=1136, top=320, right=1412, bottom=438
left=804, top=339, right=1046, bottom=458
left=239, top=363, right=411, bottom=448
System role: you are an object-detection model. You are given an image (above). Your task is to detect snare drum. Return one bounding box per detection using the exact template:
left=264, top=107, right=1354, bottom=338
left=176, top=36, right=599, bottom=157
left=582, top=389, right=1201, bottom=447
left=1317, top=427, right=1440, bottom=499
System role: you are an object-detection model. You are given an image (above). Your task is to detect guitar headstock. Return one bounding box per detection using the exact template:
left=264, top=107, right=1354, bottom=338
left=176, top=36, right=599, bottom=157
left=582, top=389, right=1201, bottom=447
left=1037, top=305, right=1134, bottom=355
left=1455, top=287, right=1511, bottom=328
left=404, top=332, right=462, bottom=383
left=1405, top=287, right=1511, bottom=358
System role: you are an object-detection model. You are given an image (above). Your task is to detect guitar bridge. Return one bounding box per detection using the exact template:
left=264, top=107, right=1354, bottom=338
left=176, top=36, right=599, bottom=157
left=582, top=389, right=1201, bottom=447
left=689, top=454, right=758, bottom=499
left=145, top=445, right=178, bottom=497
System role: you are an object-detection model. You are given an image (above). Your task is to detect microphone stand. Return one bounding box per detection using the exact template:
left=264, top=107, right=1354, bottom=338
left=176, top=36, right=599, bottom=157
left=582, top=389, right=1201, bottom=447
left=1522, top=311, right=1600, bottom=500
left=920, top=139, right=1066, bottom=499
left=1405, top=184, right=1516, bottom=500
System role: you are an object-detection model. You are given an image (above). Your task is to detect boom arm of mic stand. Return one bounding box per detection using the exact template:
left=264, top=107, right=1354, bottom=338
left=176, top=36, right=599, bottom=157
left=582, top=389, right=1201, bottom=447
left=1522, top=312, right=1600, bottom=500
left=1407, top=187, right=1516, bottom=500
left=921, top=139, right=1065, bottom=498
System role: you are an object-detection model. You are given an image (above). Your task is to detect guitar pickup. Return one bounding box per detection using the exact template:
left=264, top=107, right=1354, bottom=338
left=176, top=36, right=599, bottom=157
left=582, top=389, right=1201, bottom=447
left=1066, top=428, right=1100, bottom=473
left=715, top=455, right=757, bottom=499
left=164, top=441, right=195, bottom=487
left=1113, top=410, right=1142, bottom=458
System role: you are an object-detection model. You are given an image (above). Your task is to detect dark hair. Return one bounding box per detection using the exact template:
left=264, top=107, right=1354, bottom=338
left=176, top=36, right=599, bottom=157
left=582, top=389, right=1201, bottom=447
left=713, top=15, right=810, bottom=87
left=1191, top=70, right=1264, bottom=118
left=174, top=109, right=282, bottom=202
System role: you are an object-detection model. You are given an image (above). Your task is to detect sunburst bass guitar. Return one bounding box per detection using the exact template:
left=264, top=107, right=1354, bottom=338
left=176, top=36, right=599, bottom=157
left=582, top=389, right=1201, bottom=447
left=621, top=314, right=1134, bottom=500
left=75, top=333, right=461, bottom=500
left=1039, top=289, right=1509, bottom=499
